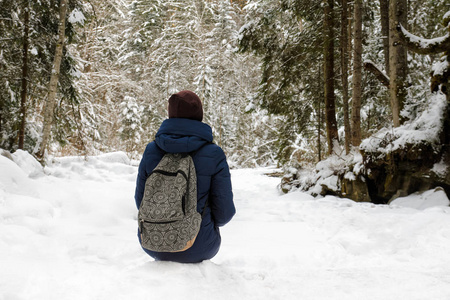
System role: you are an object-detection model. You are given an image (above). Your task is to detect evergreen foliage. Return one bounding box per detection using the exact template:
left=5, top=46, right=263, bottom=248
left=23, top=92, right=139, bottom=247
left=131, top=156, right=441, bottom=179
left=239, top=0, right=324, bottom=163
left=0, top=0, right=85, bottom=153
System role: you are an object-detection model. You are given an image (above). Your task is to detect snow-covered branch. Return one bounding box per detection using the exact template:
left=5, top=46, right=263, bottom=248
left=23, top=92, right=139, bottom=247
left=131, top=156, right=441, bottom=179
left=364, top=60, right=390, bottom=88
left=398, top=23, right=450, bottom=55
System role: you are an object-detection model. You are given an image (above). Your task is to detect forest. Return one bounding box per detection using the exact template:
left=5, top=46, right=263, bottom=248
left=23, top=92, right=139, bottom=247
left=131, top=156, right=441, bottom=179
left=1, top=0, right=449, bottom=203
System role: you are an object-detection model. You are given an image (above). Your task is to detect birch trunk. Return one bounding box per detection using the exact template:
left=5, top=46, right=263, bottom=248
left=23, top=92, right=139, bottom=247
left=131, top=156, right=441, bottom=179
left=37, top=0, right=68, bottom=159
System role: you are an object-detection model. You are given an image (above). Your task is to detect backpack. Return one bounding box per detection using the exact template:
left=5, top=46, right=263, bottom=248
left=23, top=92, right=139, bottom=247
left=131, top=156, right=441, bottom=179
left=138, top=152, right=202, bottom=252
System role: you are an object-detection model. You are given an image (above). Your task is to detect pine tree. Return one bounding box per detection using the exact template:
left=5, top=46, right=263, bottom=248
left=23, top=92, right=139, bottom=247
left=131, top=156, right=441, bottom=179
left=0, top=0, right=85, bottom=154
left=18, top=0, right=30, bottom=150
left=119, top=95, right=144, bottom=154
left=380, top=0, right=390, bottom=74
left=389, top=0, right=408, bottom=127
left=340, top=0, right=351, bottom=154
left=0, top=0, right=22, bottom=150
left=323, top=0, right=339, bottom=155
left=351, top=0, right=362, bottom=146
left=239, top=0, right=327, bottom=163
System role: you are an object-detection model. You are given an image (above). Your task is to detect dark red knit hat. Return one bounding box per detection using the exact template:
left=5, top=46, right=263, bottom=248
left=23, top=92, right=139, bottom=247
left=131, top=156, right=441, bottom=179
left=168, top=90, right=203, bottom=121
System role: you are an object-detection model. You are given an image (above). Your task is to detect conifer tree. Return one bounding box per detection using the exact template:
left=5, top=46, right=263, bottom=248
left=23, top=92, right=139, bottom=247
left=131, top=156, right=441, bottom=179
left=0, top=0, right=85, bottom=153
left=18, top=0, right=30, bottom=150
left=323, top=0, right=339, bottom=154
left=351, top=0, right=362, bottom=146
left=380, top=0, right=390, bottom=74
left=389, top=0, right=408, bottom=127
left=340, top=0, right=351, bottom=154
left=239, top=0, right=327, bottom=162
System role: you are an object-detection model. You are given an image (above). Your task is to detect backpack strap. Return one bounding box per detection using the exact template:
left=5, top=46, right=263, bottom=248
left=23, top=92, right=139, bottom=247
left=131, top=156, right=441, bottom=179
left=201, top=199, right=209, bottom=218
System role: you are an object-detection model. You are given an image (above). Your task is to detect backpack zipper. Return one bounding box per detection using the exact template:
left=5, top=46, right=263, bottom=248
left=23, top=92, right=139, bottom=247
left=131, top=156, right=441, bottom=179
left=150, top=169, right=188, bottom=181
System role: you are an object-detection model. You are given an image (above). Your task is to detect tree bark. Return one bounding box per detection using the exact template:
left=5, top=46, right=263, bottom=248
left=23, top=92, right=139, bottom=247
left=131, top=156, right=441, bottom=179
left=18, top=0, right=29, bottom=150
left=389, top=0, right=408, bottom=127
left=351, top=0, right=362, bottom=146
left=323, top=0, right=339, bottom=155
left=37, top=0, right=68, bottom=159
left=341, top=0, right=351, bottom=154
left=380, top=0, right=390, bottom=74
left=347, top=2, right=353, bottom=76
left=317, top=65, right=322, bottom=162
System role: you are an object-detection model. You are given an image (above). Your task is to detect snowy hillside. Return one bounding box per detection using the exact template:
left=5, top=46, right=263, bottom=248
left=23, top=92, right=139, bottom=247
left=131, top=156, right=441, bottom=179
left=1, top=151, right=450, bottom=300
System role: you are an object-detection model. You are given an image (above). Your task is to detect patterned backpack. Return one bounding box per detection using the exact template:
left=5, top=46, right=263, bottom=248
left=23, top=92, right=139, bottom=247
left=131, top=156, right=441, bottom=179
left=138, top=153, right=202, bottom=252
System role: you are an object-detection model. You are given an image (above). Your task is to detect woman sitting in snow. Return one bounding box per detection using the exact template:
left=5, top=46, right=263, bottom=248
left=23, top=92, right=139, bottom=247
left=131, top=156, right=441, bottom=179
left=134, top=90, right=235, bottom=263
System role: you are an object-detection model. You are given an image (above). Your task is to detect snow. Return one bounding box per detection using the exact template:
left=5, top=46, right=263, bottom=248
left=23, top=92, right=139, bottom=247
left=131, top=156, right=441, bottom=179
left=432, top=56, right=449, bottom=77
left=432, top=159, right=448, bottom=178
left=68, top=9, right=85, bottom=25
left=443, top=11, right=450, bottom=22
left=390, top=187, right=450, bottom=210
left=30, top=48, right=38, bottom=56
left=360, top=92, right=447, bottom=154
left=2, top=151, right=450, bottom=299
left=400, top=24, right=449, bottom=49
left=299, top=151, right=364, bottom=195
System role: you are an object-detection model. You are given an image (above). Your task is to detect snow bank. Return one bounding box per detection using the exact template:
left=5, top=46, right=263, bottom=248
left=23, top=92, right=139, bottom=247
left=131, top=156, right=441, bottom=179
left=11, top=149, right=44, bottom=177
left=390, top=187, right=450, bottom=210
left=46, top=151, right=135, bottom=182
left=2, top=154, right=450, bottom=299
left=0, top=154, right=39, bottom=196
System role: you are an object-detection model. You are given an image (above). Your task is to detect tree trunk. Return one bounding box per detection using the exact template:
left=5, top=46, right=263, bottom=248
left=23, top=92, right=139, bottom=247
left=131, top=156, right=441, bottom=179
left=323, top=0, right=339, bottom=155
left=18, top=0, right=29, bottom=150
left=318, top=65, right=322, bottom=162
left=380, top=0, right=390, bottom=75
left=37, top=0, right=68, bottom=159
left=351, top=0, right=362, bottom=146
left=347, top=2, right=353, bottom=75
left=341, top=0, right=351, bottom=154
left=389, top=0, right=408, bottom=127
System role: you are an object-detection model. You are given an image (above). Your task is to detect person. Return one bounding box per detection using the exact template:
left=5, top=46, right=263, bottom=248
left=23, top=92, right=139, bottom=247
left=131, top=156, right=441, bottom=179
left=134, top=90, right=235, bottom=263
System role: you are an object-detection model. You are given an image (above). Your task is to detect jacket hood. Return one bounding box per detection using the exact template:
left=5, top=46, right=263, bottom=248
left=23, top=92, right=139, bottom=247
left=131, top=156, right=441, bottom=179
left=155, top=118, right=213, bottom=153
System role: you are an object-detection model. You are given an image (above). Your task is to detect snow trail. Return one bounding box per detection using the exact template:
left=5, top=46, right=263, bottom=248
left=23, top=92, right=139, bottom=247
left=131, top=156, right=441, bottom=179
left=1, top=152, right=450, bottom=300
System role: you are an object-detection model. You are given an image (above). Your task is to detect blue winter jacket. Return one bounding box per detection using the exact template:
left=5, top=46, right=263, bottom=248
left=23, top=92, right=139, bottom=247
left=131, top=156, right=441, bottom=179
left=134, top=118, right=235, bottom=263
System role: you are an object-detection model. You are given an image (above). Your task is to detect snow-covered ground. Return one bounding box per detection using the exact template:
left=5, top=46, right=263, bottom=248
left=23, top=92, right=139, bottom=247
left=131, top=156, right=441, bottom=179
left=1, top=151, right=450, bottom=300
